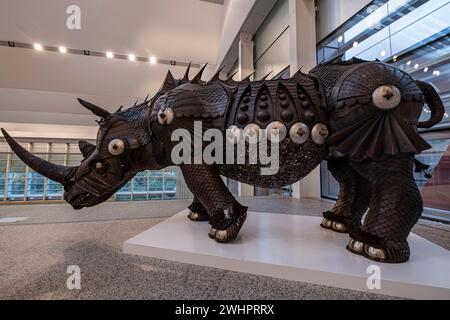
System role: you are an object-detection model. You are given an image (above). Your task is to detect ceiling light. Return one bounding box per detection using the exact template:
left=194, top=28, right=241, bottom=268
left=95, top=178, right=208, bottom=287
left=414, top=63, right=419, bottom=69
left=128, top=54, right=136, bottom=61
left=59, top=46, right=67, bottom=53
left=433, top=70, right=440, bottom=76
left=406, top=61, right=411, bottom=66
left=149, top=56, right=157, bottom=64
left=106, top=51, right=114, bottom=59
left=353, top=41, right=358, bottom=47
left=424, top=67, right=429, bottom=72
left=380, top=50, right=386, bottom=57
left=337, top=36, right=343, bottom=43
left=33, top=43, right=43, bottom=51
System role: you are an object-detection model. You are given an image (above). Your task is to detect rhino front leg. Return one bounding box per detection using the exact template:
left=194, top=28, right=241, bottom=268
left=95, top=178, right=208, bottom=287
left=348, top=155, right=422, bottom=263
left=180, top=164, right=248, bottom=242
left=321, top=158, right=371, bottom=233
left=187, top=196, right=209, bottom=222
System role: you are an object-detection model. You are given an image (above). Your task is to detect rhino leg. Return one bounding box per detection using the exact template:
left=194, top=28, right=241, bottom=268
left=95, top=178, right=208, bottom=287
left=348, top=155, right=422, bottom=263
left=187, top=196, right=209, bottom=222
left=180, top=164, right=247, bottom=242
left=321, top=158, right=371, bottom=233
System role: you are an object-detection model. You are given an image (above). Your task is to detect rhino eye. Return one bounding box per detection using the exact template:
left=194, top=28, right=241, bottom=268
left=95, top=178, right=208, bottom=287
left=108, top=139, right=126, bottom=156
left=92, top=161, right=107, bottom=174
left=95, top=162, right=103, bottom=169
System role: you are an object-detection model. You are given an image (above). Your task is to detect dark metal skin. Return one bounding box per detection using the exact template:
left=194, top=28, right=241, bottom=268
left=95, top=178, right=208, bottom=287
left=2, top=57, right=444, bottom=262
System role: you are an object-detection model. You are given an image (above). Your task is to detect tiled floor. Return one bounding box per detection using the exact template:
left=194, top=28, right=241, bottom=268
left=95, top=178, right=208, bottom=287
left=0, top=197, right=448, bottom=299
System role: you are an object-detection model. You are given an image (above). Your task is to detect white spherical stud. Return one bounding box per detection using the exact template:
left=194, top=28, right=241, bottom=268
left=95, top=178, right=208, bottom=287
left=265, top=121, right=287, bottom=142
left=108, top=139, right=126, bottom=156
left=158, top=107, right=175, bottom=125
left=226, top=125, right=243, bottom=144
left=372, top=85, right=401, bottom=110
left=311, top=123, right=329, bottom=145
left=243, top=123, right=262, bottom=144
left=289, top=122, right=310, bottom=144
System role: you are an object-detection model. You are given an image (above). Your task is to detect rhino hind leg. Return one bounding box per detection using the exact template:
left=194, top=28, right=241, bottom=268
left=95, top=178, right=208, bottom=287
left=348, top=155, right=422, bottom=263
left=321, top=158, right=371, bottom=233
left=187, top=196, right=209, bottom=222
left=181, top=164, right=247, bottom=242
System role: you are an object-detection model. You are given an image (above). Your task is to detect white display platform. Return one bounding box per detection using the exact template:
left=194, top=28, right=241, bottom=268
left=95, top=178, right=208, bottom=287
left=124, top=210, right=450, bottom=299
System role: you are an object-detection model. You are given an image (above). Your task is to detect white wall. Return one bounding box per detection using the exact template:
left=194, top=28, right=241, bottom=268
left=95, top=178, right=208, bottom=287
left=316, top=0, right=372, bottom=41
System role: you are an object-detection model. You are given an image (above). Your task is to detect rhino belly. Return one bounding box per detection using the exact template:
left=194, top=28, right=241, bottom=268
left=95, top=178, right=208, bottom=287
left=219, top=140, right=328, bottom=188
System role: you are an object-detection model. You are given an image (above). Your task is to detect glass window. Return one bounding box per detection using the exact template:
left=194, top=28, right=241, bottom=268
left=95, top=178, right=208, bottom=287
left=318, top=0, right=450, bottom=221
left=0, top=141, right=192, bottom=204
left=27, top=172, right=45, bottom=200
left=0, top=153, right=7, bottom=201
left=415, top=131, right=450, bottom=221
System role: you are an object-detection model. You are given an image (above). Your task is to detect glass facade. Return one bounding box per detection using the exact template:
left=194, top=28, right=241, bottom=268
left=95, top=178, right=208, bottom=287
left=0, top=141, right=191, bottom=203
left=318, top=0, right=450, bottom=221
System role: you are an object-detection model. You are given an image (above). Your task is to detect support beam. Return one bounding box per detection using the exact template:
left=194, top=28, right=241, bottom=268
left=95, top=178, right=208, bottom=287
left=238, top=31, right=255, bottom=197
left=289, top=0, right=321, bottom=199
left=238, top=32, right=255, bottom=80
left=288, top=0, right=317, bottom=73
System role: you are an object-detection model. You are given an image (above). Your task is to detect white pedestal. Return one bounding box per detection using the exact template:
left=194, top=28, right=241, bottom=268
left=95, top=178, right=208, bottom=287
left=124, top=210, right=450, bottom=299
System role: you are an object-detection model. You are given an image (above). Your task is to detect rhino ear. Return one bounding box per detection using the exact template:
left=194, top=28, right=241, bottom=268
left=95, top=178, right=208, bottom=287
left=77, top=98, right=111, bottom=118
left=78, top=140, right=95, bottom=158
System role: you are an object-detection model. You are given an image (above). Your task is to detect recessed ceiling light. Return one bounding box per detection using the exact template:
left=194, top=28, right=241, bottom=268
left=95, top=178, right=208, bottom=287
left=59, top=46, right=67, bottom=53
left=433, top=70, right=440, bottom=76
left=353, top=41, right=358, bottom=47
left=33, top=43, right=43, bottom=51
left=406, top=61, right=411, bottom=66
left=106, top=51, right=114, bottom=59
left=424, top=67, right=429, bottom=72
left=414, top=63, right=419, bottom=69
left=380, top=50, right=386, bottom=57
left=337, top=36, right=343, bottom=43
left=149, top=56, right=157, bottom=64
left=128, top=54, right=136, bottom=61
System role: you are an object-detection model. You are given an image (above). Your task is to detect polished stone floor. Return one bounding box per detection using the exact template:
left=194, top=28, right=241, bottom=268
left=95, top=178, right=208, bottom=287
left=0, top=197, right=448, bottom=299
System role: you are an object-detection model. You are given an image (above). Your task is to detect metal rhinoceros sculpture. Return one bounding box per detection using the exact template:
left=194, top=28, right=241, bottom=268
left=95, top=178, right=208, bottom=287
left=2, top=57, right=444, bottom=263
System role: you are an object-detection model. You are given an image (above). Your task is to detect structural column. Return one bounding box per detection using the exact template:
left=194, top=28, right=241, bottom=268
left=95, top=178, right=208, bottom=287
left=237, top=31, right=254, bottom=197
left=288, top=0, right=321, bottom=199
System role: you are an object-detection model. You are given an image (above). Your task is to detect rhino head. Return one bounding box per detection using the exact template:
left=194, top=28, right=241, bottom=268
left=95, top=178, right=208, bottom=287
left=1, top=98, right=161, bottom=209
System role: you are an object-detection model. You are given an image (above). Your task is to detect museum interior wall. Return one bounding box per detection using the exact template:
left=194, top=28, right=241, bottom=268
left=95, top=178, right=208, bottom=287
left=0, top=0, right=449, bottom=223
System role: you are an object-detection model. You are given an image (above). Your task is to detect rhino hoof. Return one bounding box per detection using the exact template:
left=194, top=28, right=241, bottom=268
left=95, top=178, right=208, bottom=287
left=208, top=228, right=217, bottom=239
left=320, top=218, right=332, bottom=228
left=332, top=221, right=348, bottom=233
left=187, top=210, right=209, bottom=222
left=347, top=239, right=364, bottom=253
left=365, top=245, right=387, bottom=261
